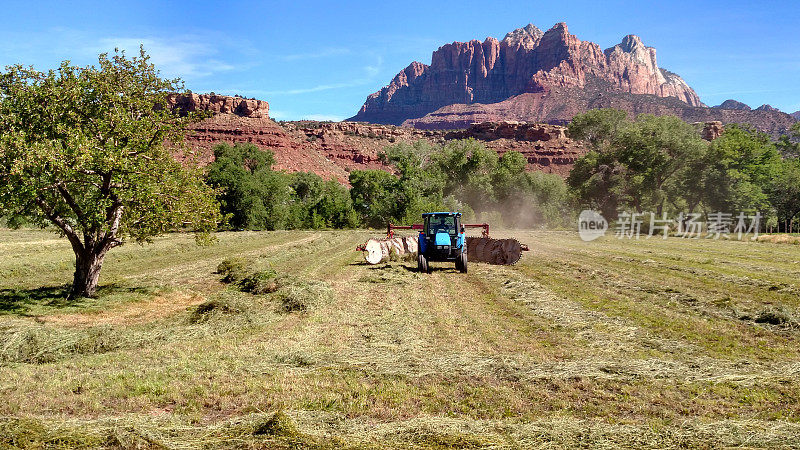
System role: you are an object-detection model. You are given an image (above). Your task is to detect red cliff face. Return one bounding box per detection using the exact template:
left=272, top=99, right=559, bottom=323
left=167, top=93, right=270, bottom=118
left=349, top=22, right=702, bottom=125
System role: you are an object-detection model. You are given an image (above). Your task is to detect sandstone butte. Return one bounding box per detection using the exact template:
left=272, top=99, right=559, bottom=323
left=173, top=93, right=726, bottom=183
left=348, top=22, right=797, bottom=139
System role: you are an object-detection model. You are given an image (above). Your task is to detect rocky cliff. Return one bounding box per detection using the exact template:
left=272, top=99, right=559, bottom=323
left=167, top=93, right=270, bottom=118
left=350, top=23, right=796, bottom=138
left=403, top=87, right=796, bottom=138
left=175, top=94, right=592, bottom=179
left=349, top=22, right=702, bottom=125
left=176, top=94, right=725, bottom=182
left=792, top=111, right=800, bottom=120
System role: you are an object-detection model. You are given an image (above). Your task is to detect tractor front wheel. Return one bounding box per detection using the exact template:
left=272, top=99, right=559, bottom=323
left=418, top=253, right=429, bottom=273
left=458, top=251, right=468, bottom=273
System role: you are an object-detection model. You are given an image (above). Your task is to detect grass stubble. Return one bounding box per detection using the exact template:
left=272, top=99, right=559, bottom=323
left=0, top=228, right=798, bottom=448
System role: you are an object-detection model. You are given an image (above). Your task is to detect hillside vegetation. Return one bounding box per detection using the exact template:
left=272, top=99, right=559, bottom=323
left=1, top=228, right=799, bottom=448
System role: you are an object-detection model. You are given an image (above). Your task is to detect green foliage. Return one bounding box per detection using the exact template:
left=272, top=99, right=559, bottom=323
left=348, top=169, right=404, bottom=227
left=216, top=257, right=254, bottom=284
left=768, top=157, right=800, bottom=227
left=206, top=143, right=291, bottom=230
left=776, top=122, right=800, bottom=158
left=351, top=139, right=568, bottom=228
left=568, top=112, right=707, bottom=218
left=206, top=143, right=357, bottom=230
left=0, top=49, right=219, bottom=239
left=568, top=110, right=800, bottom=230
left=288, top=172, right=358, bottom=229
left=0, top=47, right=219, bottom=297
left=567, top=108, right=629, bottom=149
left=701, top=125, right=781, bottom=213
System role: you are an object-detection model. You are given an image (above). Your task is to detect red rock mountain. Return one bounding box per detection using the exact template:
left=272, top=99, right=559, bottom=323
left=172, top=93, right=598, bottom=179
left=350, top=23, right=797, bottom=138
left=349, top=23, right=702, bottom=125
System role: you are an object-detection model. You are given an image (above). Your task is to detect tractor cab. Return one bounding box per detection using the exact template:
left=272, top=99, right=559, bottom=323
left=418, top=212, right=467, bottom=273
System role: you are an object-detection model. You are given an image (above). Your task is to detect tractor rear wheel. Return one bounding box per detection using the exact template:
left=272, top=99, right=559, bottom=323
left=417, top=253, right=429, bottom=273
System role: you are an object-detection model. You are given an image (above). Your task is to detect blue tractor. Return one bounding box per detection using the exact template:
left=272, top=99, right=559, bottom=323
left=417, top=212, right=467, bottom=273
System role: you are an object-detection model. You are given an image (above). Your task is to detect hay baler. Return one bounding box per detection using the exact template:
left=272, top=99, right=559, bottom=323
left=358, top=212, right=527, bottom=270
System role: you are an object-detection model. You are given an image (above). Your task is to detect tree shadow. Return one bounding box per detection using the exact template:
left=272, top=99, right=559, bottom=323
left=0, top=283, right=154, bottom=315
left=0, top=285, right=71, bottom=314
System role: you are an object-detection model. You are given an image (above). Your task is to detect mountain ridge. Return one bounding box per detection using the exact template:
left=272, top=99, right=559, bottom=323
left=349, top=22, right=702, bottom=125
left=349, top=22, right=796, bottom=137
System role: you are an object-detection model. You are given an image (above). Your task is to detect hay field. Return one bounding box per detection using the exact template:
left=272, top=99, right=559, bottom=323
left=0, top=228, right=799, bottom=448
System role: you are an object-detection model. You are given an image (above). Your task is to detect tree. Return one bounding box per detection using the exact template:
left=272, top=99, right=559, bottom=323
left=567, top=110, right=633, bottom=219
left=614, top=114, right=707, bottom=215
left=348, top=169, right=401, bottom=227
left=431, top=139, right=500, bottom=210
left=567, top=108, right=629, bottom=149
left=0, top=48, right=220, bottom=298
left=768, top=157, right=800, bottom=232
left=567, top=110, right=707, bottom=218
left=289, top=172, right=357, bottom=229
left=777, top=122, right=800, bottom=158
left=206, top=143, right=291, bottom=230
left=700, top=125, right=780, bottom=213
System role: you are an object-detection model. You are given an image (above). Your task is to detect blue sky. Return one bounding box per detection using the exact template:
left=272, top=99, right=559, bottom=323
left=2, top=0, right=799, bottom=120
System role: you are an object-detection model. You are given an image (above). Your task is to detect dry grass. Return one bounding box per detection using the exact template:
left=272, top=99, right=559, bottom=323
left=757, top=234, right=800, bottom=245
left=43, top=291, right=206, bottom=327
left=0, top=228, right=799, bottom=447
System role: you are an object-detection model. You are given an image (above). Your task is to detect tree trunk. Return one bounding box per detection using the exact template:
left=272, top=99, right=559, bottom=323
left=70, top=249, right=107, bottom=299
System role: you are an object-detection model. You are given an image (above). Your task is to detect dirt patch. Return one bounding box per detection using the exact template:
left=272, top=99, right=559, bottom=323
left=43, top=291, right=206, bottom=327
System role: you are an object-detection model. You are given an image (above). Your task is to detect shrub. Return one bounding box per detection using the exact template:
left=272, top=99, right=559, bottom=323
left=755, top=306, right=798, bottom=327
left=238, top=269, right=280, bottom=294
left=253, top=411, right=299, bottom=437
left=189, top=297, right=243, bottom=324
left=275, top=280, right=333, bottom=313
left=216, top=257, right=253, bottom=284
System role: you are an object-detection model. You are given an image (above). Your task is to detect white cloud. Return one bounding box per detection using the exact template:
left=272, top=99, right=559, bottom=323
left=90, top=37, right=235, bottom=79
left=267, top=109, right=291, bottom=120
left=280, top=48, right=351, bottom=61
left=261, top=80, right=371, bottom=96
left=364, top=55, right=383, bottom=78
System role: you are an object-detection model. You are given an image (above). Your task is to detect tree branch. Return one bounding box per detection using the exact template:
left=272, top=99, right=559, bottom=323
left=35, top=197, right=84, bottom=253
left=57, top=183, right=88, bottom=229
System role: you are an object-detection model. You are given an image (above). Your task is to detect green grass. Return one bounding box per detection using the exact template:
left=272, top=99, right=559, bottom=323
left=0, top=228, right=799, bottom=448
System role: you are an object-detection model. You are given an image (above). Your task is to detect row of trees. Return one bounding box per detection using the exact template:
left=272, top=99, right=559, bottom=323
left=567, top=109, right=800, bottom=231
left=206, top=139, right=571, bottom=231
left=350, top=140, right=569, bottom=228
left=206, top=143, right=357, bottom=230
